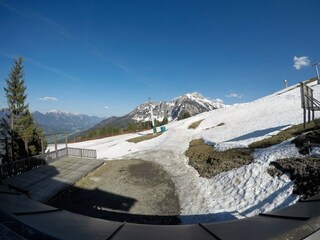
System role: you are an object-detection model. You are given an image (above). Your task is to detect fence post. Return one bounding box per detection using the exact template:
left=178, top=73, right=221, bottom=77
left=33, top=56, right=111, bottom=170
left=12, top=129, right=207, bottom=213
left=65, top=133, right=68, bottom=157
left=55, top=134, right=58, bottom=160
left=311, top=89, right=315, bottom=121
left=307, top=87, right=311, bottom=123
left=41, top=135, right=45, bottom=160
left=300, top=83, right=306, bottom=128
left=14, top=161, right=18, bottom=176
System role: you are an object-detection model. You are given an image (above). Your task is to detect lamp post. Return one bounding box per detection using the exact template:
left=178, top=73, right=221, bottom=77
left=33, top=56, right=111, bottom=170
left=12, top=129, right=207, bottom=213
left=312, top=62, right=320, bottom=84
left=149, top=97, right=157, bottom=134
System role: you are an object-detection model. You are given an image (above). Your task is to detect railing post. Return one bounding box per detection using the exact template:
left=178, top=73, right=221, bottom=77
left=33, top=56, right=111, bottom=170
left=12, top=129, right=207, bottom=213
left=41, top=135, right=45, bottom=160
left=65, top=133, right=68, bottom=157
left=55, top=134, right=58, bottom=160
left=300, top=82, right=306, bottom=128
left=14, top=162, right=17, bottom=176
left=311, top=89, right=315, bottom=121
left=307, top=87, right=311, bottom=123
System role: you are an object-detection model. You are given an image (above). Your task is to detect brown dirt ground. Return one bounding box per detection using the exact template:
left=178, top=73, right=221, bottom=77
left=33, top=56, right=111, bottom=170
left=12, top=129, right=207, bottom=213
left=186, top=139, right=253, bottom=178
left=49, top=159, right=180, bottom=224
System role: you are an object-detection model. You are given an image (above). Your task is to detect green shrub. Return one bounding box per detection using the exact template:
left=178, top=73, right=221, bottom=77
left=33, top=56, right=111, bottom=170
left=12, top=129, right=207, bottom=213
left=178, top=112, right=191, bottom=120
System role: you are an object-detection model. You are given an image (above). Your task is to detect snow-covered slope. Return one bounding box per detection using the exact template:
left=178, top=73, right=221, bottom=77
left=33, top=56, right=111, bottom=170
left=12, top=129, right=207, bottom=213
left=49, top=81, right=320, bottom=223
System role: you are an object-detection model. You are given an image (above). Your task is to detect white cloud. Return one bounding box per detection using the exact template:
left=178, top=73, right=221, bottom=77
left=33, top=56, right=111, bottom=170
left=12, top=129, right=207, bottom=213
left=104, top=106, right=109, bottom=109
left=225, top=93, right=243, bottom=98
left=38, top=97, right=58, bottom=102
left=293, top=56, right=310, bottom=70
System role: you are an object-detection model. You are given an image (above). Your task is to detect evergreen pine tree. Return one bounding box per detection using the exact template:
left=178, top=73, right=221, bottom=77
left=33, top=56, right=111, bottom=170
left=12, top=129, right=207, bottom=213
left=178, top=111, right=191, bottom=120
left=161, top=116, right=168, bottom=125
left=4, top=57, right=43, bottom=160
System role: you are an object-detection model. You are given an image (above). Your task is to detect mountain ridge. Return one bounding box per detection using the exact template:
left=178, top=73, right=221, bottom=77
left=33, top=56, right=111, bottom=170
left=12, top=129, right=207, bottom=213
left=94, top=92, right=224, bottom=130
left=33, top=111, right=103, bottom=134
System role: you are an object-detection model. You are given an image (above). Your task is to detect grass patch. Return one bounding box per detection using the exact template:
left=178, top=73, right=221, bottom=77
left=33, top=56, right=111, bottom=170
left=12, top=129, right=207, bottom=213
left=127, top=133, right=162, bottom=143
left=185, top=139, right=253, bottom=178
left=249, top=119, right=320, bottom=149
left=204, top=122, right=225, bottom=130
left=188, top=120, right=204, bottom=129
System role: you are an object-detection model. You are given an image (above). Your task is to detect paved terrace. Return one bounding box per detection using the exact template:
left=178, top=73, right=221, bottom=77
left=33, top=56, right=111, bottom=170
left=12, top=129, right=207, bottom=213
left=0, top=185, right=319, bottom=239
left=0, top=157, right=320, bottom=239
left=3, top=157, right=104, bottom=203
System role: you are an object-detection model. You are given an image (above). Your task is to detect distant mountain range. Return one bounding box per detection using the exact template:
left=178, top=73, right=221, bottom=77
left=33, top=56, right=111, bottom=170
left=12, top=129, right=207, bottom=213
left=33, top=110, right=103, bottom=134
left=0, top=92, right=224, bottom=139
left=1, top=110, right=102, bottom=134
left=94, top=92, right=224, bottom=129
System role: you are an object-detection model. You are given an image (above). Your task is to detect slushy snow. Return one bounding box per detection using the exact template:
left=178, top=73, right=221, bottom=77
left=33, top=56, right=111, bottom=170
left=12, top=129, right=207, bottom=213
left=49, top=81, right=320, bottom=223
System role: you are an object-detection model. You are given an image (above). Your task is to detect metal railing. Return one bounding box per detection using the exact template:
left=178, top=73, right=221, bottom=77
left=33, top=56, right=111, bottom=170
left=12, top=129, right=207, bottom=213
left=300, top=82, right=320, bottom=128
left=0, top=147, right=97, bottom=180
left=0, top=156, right=46, bottom=180
left=68, top=147, right=97, bottom=159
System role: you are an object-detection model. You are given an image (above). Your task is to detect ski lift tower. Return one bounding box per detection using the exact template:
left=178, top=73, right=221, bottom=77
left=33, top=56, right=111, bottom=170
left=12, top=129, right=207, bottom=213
left=149, top=97, right=157, bottom=134
left=312, top=62, right=320, bottom=84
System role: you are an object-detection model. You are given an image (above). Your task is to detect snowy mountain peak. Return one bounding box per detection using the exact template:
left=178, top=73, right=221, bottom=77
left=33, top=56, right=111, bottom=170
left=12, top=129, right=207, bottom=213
left=93, top=92, right=224, bottom=130
left=175, top=92, right=224, bottom=109
left=185, top=92, right=204, bottom=99
left=47, top=110, right=81, bottom=116
left=129, top=92, right=224, bottom=122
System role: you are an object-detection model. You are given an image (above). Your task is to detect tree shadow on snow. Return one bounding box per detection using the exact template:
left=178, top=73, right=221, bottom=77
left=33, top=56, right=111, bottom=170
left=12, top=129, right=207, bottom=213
left=240, top=182, right=293, bottom=216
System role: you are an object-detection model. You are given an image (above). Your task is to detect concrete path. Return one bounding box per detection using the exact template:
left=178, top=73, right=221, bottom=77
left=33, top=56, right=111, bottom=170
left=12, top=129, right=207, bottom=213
left=3, top=157, right=104, bottom=203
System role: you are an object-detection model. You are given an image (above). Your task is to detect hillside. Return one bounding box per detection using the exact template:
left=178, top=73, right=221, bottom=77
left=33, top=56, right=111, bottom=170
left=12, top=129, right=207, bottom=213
left=49, top=79, right=320, bottom=223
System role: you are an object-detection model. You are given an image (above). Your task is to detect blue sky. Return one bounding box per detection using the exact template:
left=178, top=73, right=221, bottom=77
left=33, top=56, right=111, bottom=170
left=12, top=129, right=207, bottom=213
left=0, top=0, right=319, bottom=117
